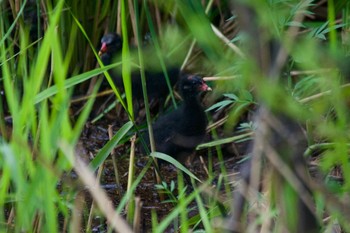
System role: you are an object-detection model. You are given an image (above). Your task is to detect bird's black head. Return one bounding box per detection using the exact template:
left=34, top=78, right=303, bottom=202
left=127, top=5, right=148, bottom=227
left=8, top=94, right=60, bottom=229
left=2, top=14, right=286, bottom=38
left=179, top=74, right=212, bottom=99
left=98, top=33, right=122, bottom=57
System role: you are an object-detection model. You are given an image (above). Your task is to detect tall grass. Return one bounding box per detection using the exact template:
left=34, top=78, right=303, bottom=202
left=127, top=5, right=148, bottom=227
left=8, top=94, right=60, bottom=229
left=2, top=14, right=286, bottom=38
left=1, top=0, right=350, bottom=232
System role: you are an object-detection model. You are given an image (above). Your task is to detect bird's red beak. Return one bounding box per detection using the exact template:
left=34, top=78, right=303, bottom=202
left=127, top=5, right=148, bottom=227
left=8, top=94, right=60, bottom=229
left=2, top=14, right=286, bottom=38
left=200, top=82, right=212, bottom=92
left=98, top=42, right=108, bottom=56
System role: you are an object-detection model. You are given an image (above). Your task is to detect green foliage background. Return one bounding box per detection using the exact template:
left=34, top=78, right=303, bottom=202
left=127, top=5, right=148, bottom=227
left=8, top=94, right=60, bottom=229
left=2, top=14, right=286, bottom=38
left=1, top=0, right=350, bottom=232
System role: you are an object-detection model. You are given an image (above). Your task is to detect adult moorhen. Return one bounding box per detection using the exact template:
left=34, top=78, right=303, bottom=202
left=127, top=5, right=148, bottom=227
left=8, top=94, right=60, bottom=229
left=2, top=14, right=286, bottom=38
left=142, top=74, right=211, bottom=165
left=98, top=33, right=180, bottom=101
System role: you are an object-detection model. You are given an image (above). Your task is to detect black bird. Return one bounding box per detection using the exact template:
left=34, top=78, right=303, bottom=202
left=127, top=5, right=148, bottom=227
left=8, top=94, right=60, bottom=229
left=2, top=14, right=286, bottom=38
left=98, top=33, right=180, bottom=100
left=142, top=74, right=211, bottom=164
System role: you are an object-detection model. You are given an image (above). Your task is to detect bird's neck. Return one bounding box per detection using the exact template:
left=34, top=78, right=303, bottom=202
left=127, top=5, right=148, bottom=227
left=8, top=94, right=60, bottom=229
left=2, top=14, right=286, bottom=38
left=101, top=53, right=112, bottom=65
left=183, top=96, right=202, bottom=109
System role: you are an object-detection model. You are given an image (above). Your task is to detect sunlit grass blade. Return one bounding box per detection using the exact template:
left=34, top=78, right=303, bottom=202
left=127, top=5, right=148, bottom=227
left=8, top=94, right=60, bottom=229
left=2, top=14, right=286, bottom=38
left=197, top=132, right=253, bottom=150
left=121, top=0, right=134, bottom=120
left=69, top=9, right=128, bottom=113
left=34, top=64, right=121, bottom=104
left=150, top=152, right=201, bottom=182
left=71, top=78, right=103, bottom=144
left=154, top=184, right=205, bottom=233
left=0, top=0, right=28, bottom=46
left=116, top=158, right=153, bottom=213
left=89, top=121, right=133, bottom=171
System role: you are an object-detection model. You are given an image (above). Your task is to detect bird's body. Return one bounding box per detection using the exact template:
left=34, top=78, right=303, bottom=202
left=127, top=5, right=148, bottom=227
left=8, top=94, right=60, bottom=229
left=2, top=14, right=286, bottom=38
left=142, top=74, right=211, bottom=164
left=99, top=34, right=211, bottom=163
left=99, top=33, right=180, bottom=100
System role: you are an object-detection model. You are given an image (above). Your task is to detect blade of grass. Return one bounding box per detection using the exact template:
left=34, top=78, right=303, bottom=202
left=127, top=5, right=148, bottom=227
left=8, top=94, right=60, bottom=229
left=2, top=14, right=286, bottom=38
left=121, top=0, right=134, bottom=120
left=197, top=132, right=253, bottom=150
left=151, top=152, right=201, bottom=183
left=328, top=0, right=337, bottom=52
left=144, top=0, right=177, bottom=108
left=0, top=0, right=28, bottom=47
left=69, top=9, right=129, bottom=113
left=178, top=172, right=189, bottom=233
left=89, top=121, right=133, bottom=171
left=61, top=145, right=134, bottom=233
left=154, top=183, right=207, bottom=233
left=34, top=64, right=121, bottom=104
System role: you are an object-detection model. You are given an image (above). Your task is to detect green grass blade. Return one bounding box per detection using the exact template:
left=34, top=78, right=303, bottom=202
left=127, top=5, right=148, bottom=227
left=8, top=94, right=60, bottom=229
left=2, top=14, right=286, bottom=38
left=121, top=0, right=134, bottom=120
left=197, top=132, right=253, bottom=150
left=89, top=121, right=133, bottom=171
left=144, top=0, right=177, bottom=108
left=34, top=64, right=120, bottom=104
left=150, top=152, right=201, bottom=182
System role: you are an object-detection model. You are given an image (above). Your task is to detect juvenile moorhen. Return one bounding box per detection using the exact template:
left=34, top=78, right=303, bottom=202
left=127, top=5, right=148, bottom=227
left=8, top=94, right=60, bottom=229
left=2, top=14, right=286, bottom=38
left=142, top=74, right=211, bottom=164
left=98, top=33, right=180, bottom=100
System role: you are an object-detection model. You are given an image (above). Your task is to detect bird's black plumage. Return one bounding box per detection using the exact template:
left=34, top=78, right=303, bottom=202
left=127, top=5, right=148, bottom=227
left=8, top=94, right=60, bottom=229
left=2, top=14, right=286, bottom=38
left=98, top=33, right=180, bottom=100
left=142, top=74, right=211, bottom=164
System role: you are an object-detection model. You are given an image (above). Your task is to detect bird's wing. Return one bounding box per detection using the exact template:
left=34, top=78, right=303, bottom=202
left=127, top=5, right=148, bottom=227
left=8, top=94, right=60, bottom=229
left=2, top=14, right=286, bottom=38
left=171, top=133, right=205, bottom=149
